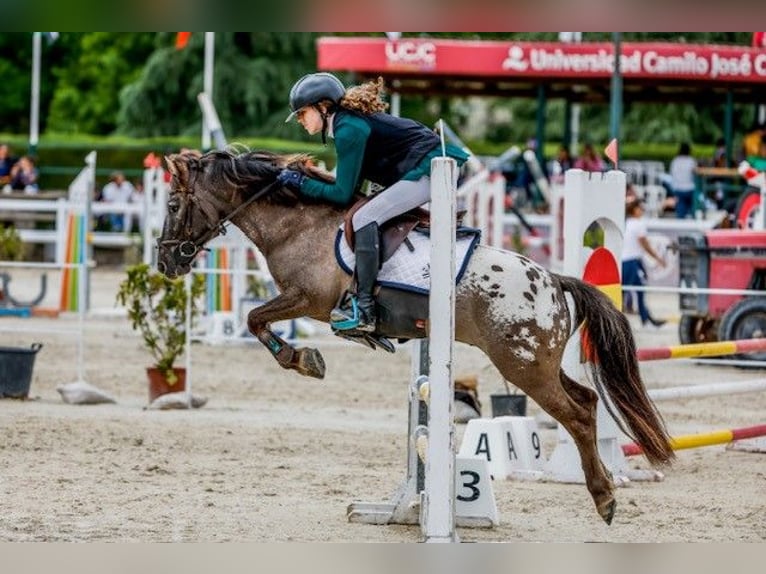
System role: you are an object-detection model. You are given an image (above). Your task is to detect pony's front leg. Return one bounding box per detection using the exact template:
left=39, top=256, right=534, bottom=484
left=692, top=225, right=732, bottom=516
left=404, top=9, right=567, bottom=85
left=247, top=295, right=326, bottom=380
left=254, top=328, right=325, bottom=379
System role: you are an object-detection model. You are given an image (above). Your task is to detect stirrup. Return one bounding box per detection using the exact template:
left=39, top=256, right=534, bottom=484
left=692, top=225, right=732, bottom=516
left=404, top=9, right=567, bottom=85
left=330, top=297, right=376, bottom=332
left=331, top=297, right=362, bottom=331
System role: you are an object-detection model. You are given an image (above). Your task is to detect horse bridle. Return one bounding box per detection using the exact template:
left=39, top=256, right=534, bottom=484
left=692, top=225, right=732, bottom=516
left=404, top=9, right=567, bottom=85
left=158, top=174, right=282, bottom=267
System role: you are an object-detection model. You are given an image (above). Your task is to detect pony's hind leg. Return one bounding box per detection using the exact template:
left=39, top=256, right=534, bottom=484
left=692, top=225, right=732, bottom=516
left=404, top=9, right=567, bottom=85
left=552, top=370, right=616, bottom=524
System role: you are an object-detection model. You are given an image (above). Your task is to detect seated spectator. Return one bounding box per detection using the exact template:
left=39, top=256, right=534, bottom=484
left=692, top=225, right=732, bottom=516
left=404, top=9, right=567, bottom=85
left=101, top=171, right=137, bottom=232
left=574, top=143, right=605, bottom=172
left=9, top=155, right=39, bottom=193
left=0, top=144, right=19, bottom=188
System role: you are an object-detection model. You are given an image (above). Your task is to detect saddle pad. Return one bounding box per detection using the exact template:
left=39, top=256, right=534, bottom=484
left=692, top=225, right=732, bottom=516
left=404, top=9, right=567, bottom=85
left=335, top=226, right=481, bottom=295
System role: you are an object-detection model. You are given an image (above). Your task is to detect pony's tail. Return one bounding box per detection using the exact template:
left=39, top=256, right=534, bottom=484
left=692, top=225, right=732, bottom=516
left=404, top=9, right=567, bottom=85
left=557, top=274, right=675, bottom=467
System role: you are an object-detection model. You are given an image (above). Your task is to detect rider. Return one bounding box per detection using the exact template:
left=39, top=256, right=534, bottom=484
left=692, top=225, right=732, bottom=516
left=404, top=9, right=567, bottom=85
left=280, top=72, right=468, bottom=333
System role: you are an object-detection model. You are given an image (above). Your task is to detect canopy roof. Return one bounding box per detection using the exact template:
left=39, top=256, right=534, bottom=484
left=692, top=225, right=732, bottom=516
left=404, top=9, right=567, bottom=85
left=317, top=37, right=766, bottom=104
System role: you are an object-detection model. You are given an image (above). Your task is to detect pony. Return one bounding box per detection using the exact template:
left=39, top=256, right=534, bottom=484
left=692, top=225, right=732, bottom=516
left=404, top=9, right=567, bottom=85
left=157, top=149, right=674, bottom=524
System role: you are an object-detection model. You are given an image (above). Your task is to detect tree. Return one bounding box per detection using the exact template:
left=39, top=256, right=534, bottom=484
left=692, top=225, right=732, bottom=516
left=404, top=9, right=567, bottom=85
left=117, top=33, right=320, bottom=141
left=46, top=33, right=156, bottom=134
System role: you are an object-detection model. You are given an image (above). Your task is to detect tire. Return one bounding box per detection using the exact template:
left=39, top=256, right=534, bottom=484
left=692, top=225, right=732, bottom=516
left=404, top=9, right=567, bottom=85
left=718, top=297, right=766, bottom=362
left=678, top=314, right=719, bottom=345
left=735, top=189, right=760, bottom=229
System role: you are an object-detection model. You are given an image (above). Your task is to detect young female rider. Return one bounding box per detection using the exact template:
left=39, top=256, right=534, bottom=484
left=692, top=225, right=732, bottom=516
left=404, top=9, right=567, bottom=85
left=280, top=72, right=467, bottom=333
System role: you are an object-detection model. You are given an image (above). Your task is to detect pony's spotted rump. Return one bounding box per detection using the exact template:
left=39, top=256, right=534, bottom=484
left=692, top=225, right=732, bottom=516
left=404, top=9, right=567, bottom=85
left=157, top=149, right=673, bottom=524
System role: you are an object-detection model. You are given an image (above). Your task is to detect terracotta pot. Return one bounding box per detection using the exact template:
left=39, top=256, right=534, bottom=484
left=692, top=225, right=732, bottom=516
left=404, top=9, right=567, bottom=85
left=146, top=367, right=186, bottom=402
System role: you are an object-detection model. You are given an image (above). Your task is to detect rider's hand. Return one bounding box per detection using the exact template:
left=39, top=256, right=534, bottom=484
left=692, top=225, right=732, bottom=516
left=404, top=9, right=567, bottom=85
left=277, top=169, right=305, bottom=192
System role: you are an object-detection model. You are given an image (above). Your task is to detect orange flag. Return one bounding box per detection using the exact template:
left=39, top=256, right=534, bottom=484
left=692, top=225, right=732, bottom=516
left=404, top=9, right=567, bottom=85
left=175, top=32, right=191, bottom=50
left=604, top=138, right=618, bottom=168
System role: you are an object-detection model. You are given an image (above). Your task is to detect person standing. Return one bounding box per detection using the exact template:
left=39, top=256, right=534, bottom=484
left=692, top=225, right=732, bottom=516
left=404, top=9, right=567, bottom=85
left=622, top=198, right=667, bottom=328
left=669, top=142, right=698, bottom=219
left=280, top=72, right=467, bottom=332
left=574, top=143, right=605, bottom=172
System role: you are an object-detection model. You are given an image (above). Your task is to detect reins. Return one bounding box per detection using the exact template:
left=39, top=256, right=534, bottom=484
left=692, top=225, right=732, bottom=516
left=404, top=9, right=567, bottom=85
left=159, top=177, right=283, bottom=264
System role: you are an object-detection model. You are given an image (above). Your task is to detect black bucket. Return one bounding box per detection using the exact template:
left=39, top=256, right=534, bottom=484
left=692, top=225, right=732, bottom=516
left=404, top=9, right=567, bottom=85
left=490, top=393, right=527, bottom=417
left=0, top=343, right=43, bottom=399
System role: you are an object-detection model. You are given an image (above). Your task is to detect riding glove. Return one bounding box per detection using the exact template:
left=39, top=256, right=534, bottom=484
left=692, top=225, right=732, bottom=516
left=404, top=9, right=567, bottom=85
left=277, top=169, right=305, bottom=192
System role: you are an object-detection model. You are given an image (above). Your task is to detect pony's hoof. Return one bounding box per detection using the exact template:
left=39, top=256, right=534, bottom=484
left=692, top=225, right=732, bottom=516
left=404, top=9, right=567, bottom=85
left=298, top=348, right=326, bottom=379
left=599, top=499, right=616, bottom=525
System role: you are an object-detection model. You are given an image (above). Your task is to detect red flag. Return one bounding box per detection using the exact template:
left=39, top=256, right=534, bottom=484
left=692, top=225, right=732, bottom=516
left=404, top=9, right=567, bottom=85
left=175, top=32, right=191, bottom=50
left=604, top=138, right=618, bottom=167
left=753, top=32, right=766, bottom=48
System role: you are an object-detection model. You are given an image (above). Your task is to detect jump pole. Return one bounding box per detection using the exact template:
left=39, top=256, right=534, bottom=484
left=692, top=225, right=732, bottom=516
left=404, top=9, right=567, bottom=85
left=637, top=338, right=766, bottom=361
left=622, top=424, right=766, bottom=456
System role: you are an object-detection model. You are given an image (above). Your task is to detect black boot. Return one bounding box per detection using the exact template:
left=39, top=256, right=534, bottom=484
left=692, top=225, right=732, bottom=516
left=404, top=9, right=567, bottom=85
left=331, top=222, right=379, bottom=332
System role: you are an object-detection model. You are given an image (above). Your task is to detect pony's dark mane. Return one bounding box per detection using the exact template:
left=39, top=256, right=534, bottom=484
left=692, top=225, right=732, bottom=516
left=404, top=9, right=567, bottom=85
left=200, top=149, right=344, bottom=207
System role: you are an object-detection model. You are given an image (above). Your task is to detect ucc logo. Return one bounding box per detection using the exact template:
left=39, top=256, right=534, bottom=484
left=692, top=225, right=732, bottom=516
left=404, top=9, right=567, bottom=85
left=385, top=41, right=437, bottom=66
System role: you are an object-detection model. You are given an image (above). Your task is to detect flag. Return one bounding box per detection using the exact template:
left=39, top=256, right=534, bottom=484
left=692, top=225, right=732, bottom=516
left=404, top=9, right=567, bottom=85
left=175, top=32, right=192, bottom=50
left=753, top=32, right=766, bottom=48
left=604, top=138, right=618, bottom=167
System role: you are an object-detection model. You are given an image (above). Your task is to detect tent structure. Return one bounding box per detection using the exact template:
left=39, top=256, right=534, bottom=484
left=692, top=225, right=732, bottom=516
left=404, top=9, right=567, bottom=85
left=317, top=36, right=766, bottom=163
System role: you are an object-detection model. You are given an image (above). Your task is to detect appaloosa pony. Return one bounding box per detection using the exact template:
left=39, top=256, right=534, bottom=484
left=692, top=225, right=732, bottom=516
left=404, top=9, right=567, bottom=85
left=157, top=149, right=674, bottom=524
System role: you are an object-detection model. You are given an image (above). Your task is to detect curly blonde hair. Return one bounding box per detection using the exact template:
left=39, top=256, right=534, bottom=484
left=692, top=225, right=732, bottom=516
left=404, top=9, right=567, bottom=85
left=339, top=77, right=389, bottom=114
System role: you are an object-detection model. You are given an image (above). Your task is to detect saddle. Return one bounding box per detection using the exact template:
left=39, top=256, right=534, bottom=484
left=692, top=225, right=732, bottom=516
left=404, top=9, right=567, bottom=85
left=343, top=196, right=466, bottom=262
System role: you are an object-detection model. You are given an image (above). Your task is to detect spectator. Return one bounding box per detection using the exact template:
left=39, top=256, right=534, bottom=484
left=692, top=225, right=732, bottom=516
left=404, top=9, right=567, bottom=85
left=574, top=143, right=605, bottom=172
left=669, top=142, right=698, bottom=219
left=0, top=144, right=19, bottom=189
left=9, top=155, right=39, bottom=193
left=101, top=171, right=137, bottom=232
left=622, top=198, right=667, bottom=328
left=549, top=144, right=574, bottom=184
left=746, top=134, right=766, bottom=171
left=712, top=137, right=727, bottom=168
left=742, top=123, right=765, bottom=159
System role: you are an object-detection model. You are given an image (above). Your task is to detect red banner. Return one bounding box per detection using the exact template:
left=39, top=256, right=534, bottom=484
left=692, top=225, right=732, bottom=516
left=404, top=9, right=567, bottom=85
left=318, top=37, right=766, bottom=83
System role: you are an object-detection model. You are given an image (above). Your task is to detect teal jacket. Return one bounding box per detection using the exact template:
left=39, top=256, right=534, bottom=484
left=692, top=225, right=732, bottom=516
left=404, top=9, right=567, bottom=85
left=301, top=111, right=468, bottom=205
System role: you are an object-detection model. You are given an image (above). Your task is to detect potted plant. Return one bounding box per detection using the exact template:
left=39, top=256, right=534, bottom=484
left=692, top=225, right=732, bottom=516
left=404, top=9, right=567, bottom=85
left=0, top=225, right=24, bottom=261
left=116, top=263, right=205, bottom=401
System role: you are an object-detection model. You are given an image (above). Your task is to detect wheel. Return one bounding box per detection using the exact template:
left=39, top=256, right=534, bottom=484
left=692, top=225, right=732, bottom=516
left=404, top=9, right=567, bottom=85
left=718, top=297, right=766, bottom=362
left=735, top=189, right=760, bottom=229
left=678, top=314, right=719, bottom=345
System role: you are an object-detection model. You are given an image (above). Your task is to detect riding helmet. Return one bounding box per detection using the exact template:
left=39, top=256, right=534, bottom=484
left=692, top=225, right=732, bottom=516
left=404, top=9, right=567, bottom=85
left=285, top=73, right=346, bottom=122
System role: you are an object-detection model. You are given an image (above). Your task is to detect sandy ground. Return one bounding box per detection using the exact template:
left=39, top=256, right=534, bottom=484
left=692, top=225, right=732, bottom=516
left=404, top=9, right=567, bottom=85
left=0, top=267, right=764, bottom=542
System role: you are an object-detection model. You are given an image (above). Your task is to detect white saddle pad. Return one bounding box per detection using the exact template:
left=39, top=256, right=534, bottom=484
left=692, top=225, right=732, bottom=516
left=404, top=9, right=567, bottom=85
left=334, top=226, right=481, bottom=294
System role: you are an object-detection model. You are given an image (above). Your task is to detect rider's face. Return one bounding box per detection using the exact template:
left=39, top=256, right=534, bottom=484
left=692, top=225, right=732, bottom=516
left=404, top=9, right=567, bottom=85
left=297, top=106, right=323, bottom=135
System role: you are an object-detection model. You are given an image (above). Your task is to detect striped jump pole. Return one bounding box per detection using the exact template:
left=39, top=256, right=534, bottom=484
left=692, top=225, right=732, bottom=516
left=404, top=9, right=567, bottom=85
left=622, top=424, right=766, bottom=457
left=636, top=338, right=766, bottom=362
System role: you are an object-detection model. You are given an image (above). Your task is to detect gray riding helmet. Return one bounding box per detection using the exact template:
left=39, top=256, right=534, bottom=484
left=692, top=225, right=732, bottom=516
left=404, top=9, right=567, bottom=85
left=285, top=72, right=346, bottom=122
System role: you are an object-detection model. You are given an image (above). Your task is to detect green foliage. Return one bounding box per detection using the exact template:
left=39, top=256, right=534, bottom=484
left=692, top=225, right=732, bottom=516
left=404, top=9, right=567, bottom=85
left=47, top=33, right=156, bottom=134
left=117, top=33, right=320, bottom=140
left=116, top=263, right=205, bottom=384
left=0, top=226, right=24, bottom=261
